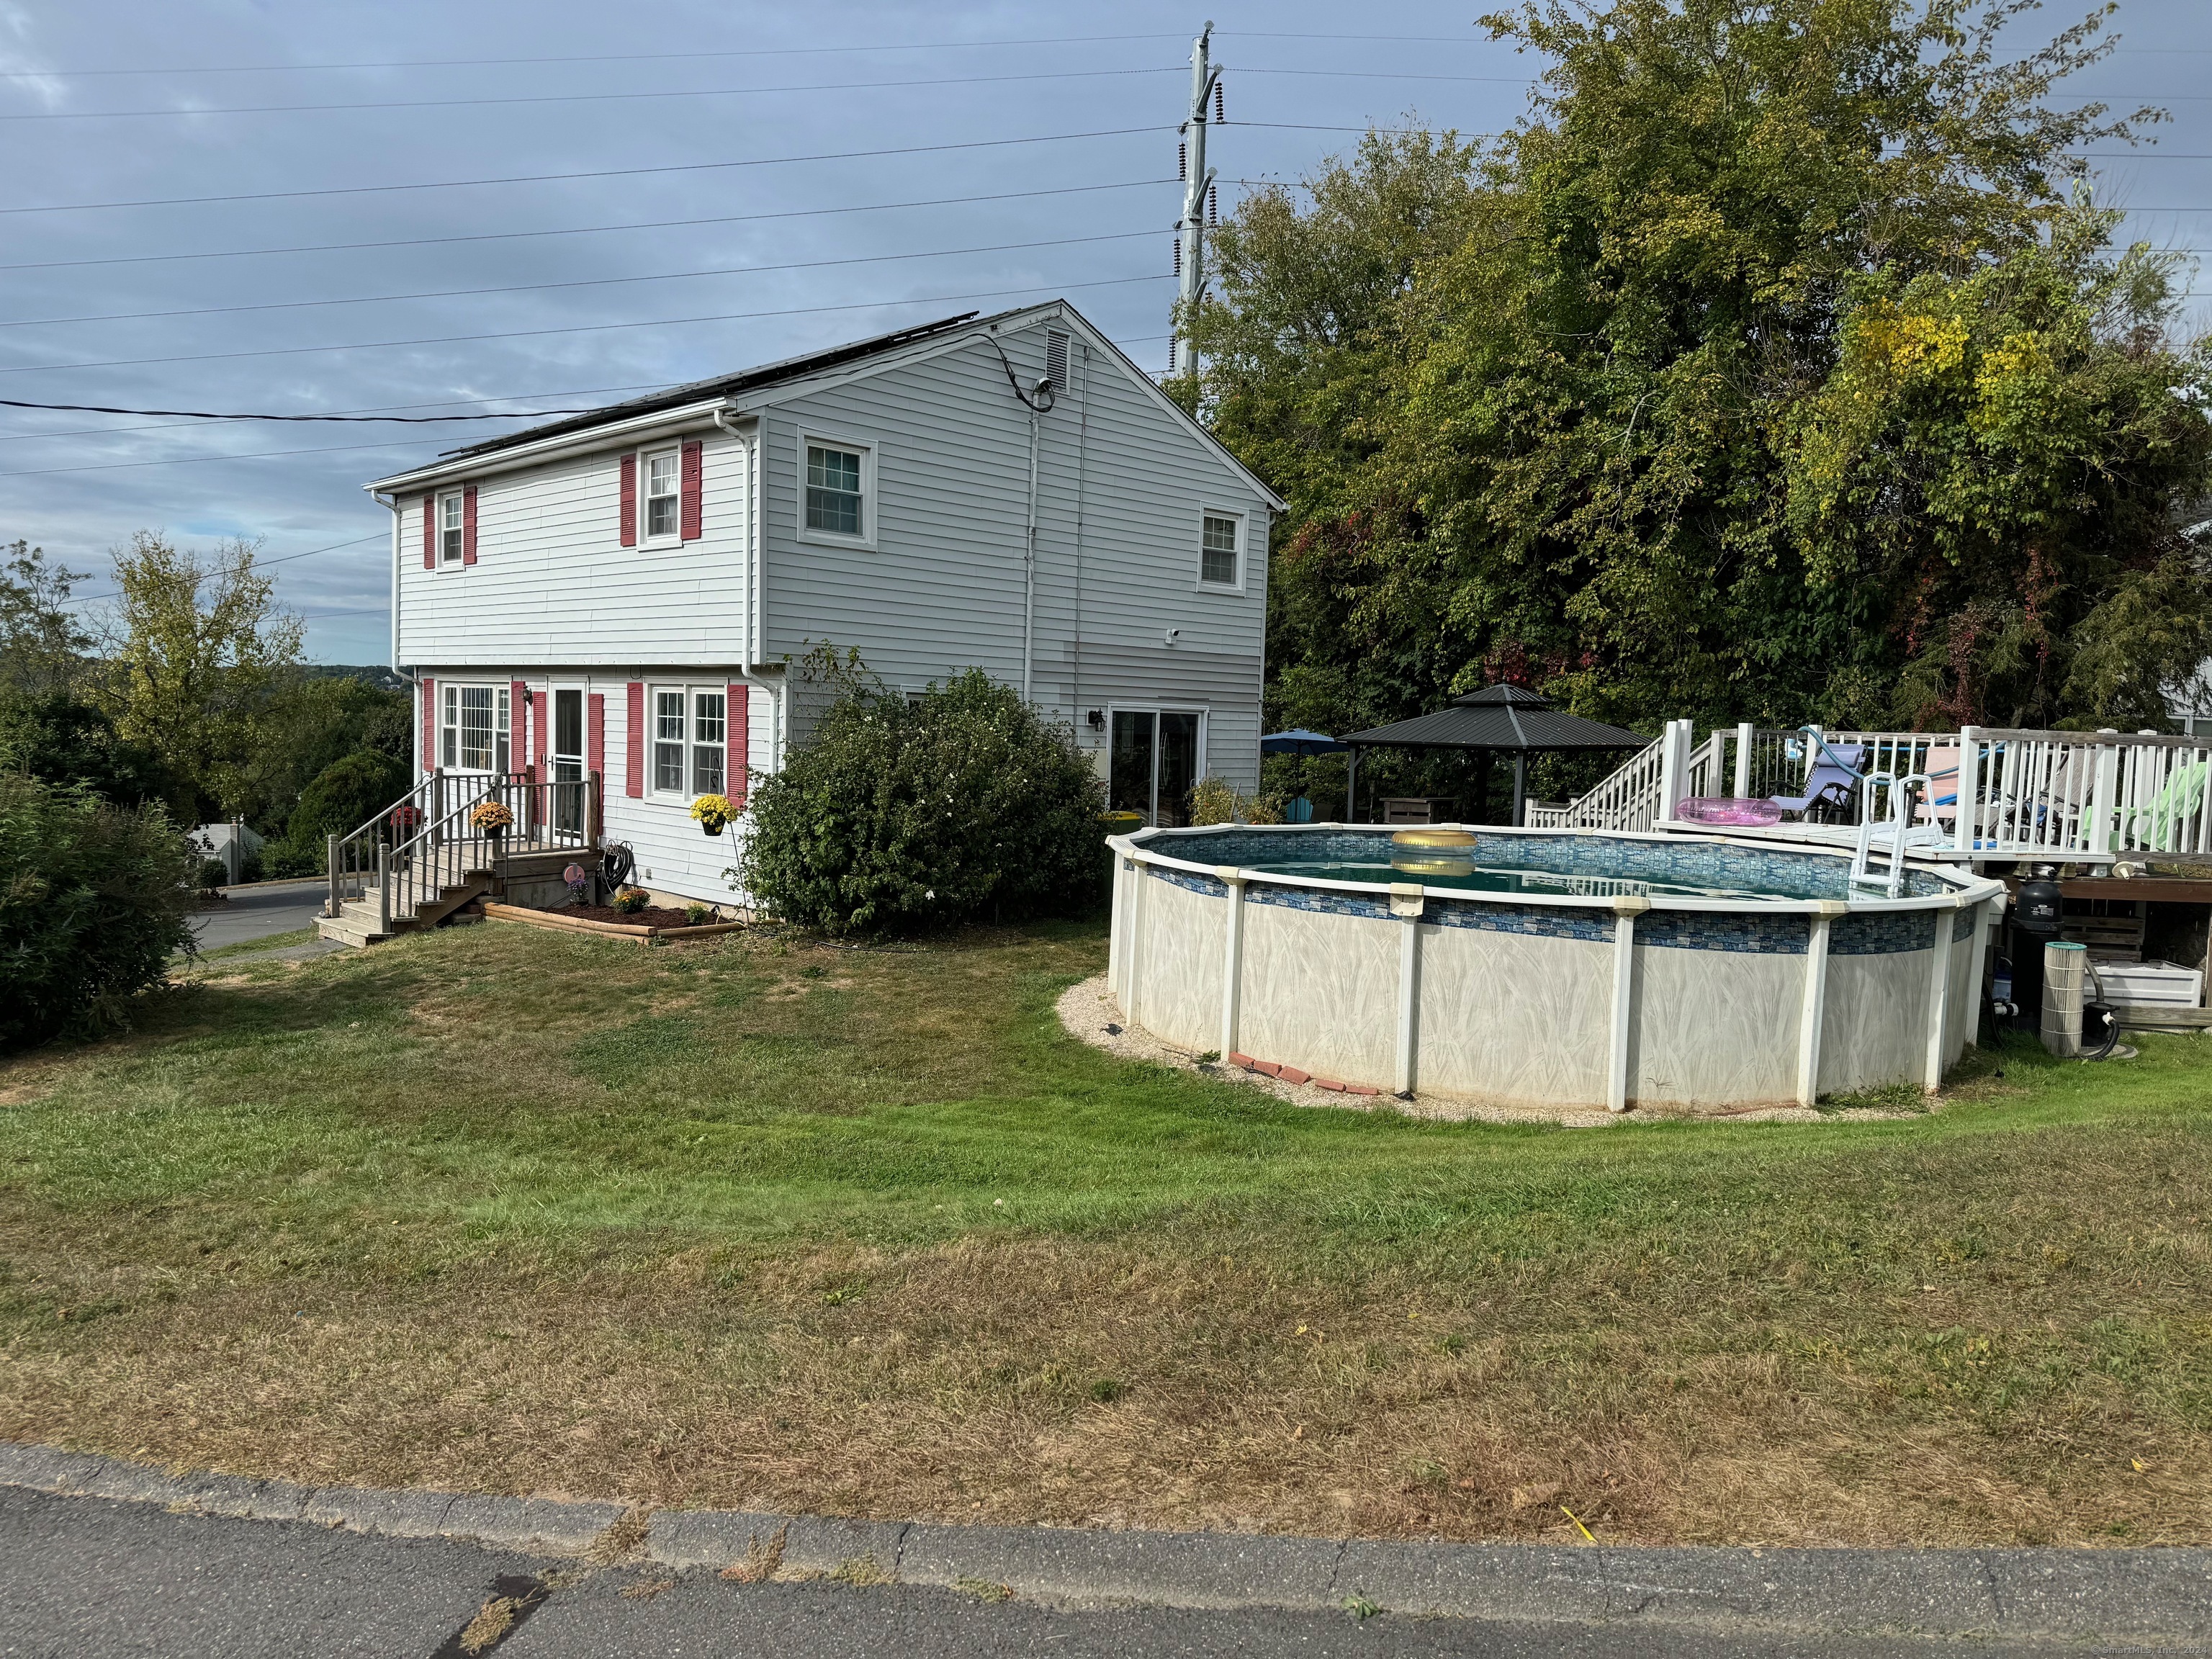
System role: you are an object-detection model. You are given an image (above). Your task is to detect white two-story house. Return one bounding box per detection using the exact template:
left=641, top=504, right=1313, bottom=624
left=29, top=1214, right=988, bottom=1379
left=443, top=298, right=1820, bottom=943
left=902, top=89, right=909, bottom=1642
left=366, top=302, right=1285, bottom=907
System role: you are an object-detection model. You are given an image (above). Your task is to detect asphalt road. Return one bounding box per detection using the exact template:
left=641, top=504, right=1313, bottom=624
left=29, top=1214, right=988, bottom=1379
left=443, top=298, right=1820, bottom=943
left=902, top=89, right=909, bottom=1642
left=189, top=878, right=330, bottom=952
left=0, top=1487, right=2084, bottom=1659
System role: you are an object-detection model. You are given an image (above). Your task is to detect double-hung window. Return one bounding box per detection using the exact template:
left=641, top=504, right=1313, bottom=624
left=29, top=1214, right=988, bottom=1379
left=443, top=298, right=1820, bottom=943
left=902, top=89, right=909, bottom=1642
left=800, top=434, right=873, bottom=546
left=439, top=491, right=465, bottom=565
left=441, top=683, right=511, bottom=772
left=650, top=685, right=728, bottom=799
left=643, top=448, right=681, bottom=540
left=1199, top=511, right=1241, bottom=589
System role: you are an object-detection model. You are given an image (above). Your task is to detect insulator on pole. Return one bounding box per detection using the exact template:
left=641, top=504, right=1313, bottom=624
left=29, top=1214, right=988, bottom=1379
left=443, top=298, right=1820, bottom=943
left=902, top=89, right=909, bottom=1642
left=1167, top=338, right=1177, bottom=370
left=1208, top=185, right=1218, bottom=225
left=1178, top=141, right=1187, bottom=180
left=1214, top=80, right=1224, bottom=122
left=1173, top=237, right=1182, bottom=276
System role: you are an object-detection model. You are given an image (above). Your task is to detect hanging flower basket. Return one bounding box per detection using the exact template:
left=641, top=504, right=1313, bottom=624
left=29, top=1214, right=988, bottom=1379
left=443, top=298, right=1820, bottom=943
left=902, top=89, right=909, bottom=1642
left=470, top=801, right=516, bottom=839
left=691, top=793, right=734, bottom=837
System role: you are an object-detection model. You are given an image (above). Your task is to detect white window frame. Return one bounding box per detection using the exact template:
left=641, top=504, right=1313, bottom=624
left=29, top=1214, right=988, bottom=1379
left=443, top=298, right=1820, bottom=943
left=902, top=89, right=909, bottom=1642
left=440, top=681, right=511, bottom=774
left=796, top=430, right=877, bottom=551
left=439, top=490, right=465, bottom=566
left=1105, top=703, right=1209, bottom=825
left=639, top=445, right=683, bottom=545
left=646, top=682, right=729, bottom=801
left=1195, top=504, right=1246, bottom=594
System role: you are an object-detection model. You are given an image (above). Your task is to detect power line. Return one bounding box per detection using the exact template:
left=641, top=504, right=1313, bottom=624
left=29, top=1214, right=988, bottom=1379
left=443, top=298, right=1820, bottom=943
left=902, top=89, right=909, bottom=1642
left=0, top=273, right=1172, bottom=377
left=0, top=228, right=1165, bottom=332
left=55, top=532, right=388, bottom=608
left=0, top=385, right=680, bottom=442
left=0, top=124, right=1169, bottom=217
left=0, top=63, right=1191, bottom=121
left=3, top=328, right=1179, bottom=473
left=0, top=33, right=1195, bottom=78
left=0, top=177, right=1176, bottom=274
left=0, top=397, right=595, bottom=423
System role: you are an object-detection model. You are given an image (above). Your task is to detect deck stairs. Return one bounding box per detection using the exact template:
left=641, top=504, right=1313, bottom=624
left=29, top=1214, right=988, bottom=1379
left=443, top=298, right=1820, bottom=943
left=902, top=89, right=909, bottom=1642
left=315, top=768, right=601, bottom=948
left=316, top=871, right=493, bottom=948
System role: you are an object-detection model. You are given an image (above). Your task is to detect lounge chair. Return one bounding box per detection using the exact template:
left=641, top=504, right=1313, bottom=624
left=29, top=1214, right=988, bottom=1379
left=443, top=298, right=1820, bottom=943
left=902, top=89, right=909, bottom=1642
left=1769, top=735, right=1865, bottom=820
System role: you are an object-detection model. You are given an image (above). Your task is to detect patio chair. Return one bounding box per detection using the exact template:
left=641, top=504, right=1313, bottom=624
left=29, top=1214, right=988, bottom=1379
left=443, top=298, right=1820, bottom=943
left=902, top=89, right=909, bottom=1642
left=1914, top=745, right=1961, bottom=827
left=1768, top=733, right=1865, bottom=821
left=2118, top=757, right=2211, bottom=853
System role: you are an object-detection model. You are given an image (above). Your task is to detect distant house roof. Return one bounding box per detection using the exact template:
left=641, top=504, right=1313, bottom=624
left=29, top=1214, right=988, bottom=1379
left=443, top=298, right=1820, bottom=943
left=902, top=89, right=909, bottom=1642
left=1342, top=685, right=1647, bottom=752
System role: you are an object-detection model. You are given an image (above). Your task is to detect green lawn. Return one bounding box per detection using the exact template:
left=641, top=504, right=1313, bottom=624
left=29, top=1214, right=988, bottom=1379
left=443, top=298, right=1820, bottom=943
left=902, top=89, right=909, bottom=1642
left=1, top=916, right=2208, bottom=1547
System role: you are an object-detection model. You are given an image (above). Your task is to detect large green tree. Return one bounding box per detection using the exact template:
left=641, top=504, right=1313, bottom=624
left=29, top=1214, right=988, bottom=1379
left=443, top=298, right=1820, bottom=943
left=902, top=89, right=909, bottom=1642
left=1187, top=0, right=2211, bottom=753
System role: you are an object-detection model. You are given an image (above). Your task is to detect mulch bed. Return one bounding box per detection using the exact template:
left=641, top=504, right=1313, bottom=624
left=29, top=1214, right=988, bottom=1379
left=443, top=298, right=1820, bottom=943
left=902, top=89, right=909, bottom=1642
left=560, top=902, right=718, bottom=929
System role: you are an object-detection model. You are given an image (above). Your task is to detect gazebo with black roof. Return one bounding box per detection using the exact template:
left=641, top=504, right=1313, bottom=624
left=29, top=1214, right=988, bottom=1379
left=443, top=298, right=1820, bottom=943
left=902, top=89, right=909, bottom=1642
left=1339, top=685, right=1647, bottom=825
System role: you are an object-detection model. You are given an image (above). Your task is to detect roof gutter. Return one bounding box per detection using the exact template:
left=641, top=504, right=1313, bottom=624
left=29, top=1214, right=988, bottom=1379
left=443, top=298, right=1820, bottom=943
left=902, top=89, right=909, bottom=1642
left=363, top=397, right=732, bottom=494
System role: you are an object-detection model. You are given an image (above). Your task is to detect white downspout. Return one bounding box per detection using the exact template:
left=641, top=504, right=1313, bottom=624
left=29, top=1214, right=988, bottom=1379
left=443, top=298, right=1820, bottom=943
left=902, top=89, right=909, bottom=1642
left=716, top=405, right=783, bottom=775
left=1021, top=408, right=1040, bottom=703
left=376, top=490, right=400, bottom=670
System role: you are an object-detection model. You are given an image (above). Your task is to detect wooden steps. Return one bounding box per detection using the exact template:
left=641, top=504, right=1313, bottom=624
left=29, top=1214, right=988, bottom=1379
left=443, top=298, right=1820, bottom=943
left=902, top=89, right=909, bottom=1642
left=315, top=873, right=494, bottom=948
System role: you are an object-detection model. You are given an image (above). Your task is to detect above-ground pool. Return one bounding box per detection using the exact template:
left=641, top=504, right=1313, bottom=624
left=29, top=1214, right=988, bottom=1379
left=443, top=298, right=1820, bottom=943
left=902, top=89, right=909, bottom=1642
left=1106, top=824, right=2008, bottom=1113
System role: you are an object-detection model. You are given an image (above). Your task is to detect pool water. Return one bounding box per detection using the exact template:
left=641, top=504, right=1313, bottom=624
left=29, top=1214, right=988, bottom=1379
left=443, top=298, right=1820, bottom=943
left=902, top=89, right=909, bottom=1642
left=1241, top=860, right=1809, bottom=903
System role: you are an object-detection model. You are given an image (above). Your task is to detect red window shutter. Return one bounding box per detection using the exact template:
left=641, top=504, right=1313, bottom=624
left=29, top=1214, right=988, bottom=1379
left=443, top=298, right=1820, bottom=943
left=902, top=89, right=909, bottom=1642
left=625, top=681, right=644, bottom=797
left=727, top=682, right=748, bottom=807
left=510, top=680, right=528, bottom=778
left=420, top=678, right=435, bottom=772
left=462, top=484, right=479, bottom=565
left=588, top=693, right=607, bottom=837
left=531, top=690, right=548, bottom=781
left=619, top=454, right=637, bottom=547
left=421, top=493, right=436, bottom=569
left=680, top=440, right=704, bottom=540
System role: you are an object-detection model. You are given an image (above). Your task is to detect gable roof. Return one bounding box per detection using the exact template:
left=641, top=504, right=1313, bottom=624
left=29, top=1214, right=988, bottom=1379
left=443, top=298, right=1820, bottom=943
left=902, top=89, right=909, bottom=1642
left=434, top=309, right=989, bottom=464
left=367, top=300, right=1286, bottom=511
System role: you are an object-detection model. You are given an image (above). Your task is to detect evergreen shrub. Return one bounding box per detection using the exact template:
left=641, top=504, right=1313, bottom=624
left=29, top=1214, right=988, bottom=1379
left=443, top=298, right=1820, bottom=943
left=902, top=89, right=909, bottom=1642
left=741, top=665, right=1106, bottom=934
left=0, top=773, right=197, bottom=1050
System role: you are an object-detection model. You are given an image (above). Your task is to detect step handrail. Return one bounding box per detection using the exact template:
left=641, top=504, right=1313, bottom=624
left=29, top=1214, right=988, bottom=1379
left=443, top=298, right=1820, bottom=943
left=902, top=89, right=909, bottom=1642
left=362, top=773, right=601, bottom=937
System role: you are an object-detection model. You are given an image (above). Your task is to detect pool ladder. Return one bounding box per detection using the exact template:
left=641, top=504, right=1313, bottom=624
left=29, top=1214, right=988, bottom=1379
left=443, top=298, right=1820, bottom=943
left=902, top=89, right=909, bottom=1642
left=1850, top=770, right=1930, bottom=900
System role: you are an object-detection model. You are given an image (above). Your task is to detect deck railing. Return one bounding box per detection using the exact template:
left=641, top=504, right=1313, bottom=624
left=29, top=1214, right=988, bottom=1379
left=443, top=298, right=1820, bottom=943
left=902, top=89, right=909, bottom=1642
left=367, top=775, right=598, bottom=934
left=327, top=770, right=601, bottom=927
left=1533, top=719, right=2212, bottom=860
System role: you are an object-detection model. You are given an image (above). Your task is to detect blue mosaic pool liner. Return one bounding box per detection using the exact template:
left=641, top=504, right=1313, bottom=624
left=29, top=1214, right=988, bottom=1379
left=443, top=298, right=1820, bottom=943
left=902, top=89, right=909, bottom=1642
left=1142, top=826, right=1954, bottom=901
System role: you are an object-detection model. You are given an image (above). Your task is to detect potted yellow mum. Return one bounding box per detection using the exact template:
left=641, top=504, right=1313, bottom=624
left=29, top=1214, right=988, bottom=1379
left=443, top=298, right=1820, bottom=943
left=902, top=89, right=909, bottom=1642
left=691, top=793, right=734, bottom=837
left=469, top=801, right=516, bottom=840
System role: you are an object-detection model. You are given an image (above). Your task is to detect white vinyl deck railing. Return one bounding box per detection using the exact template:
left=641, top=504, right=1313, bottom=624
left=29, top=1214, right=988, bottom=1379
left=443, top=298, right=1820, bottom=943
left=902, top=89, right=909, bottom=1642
left=1531, top=719, right=2212, bottom=861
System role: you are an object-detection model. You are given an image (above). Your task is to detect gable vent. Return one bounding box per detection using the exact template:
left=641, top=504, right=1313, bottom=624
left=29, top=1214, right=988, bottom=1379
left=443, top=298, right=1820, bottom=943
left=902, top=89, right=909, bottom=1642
left=1046, top=328, right=1069, bottom=392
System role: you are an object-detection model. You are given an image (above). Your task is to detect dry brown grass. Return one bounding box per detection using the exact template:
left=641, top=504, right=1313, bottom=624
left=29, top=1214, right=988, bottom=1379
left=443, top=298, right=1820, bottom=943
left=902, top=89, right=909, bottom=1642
left=2, top=918, right=2210, bottom=1548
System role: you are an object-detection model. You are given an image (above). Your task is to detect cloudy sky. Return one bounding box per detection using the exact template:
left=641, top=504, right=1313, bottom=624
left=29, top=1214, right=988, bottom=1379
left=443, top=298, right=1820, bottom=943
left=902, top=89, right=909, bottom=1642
left=1, top=0, right=2206, bottom=665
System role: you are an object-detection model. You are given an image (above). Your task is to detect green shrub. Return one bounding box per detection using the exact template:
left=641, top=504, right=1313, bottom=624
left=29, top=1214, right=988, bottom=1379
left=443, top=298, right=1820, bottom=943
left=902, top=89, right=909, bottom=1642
left=740, top=665, right=1106, bottom=934
left=195, top=857, right=230, bottom=889
left=0, top=773, right=197, bottom=1050
left=287, top=748, right=407, bottom=850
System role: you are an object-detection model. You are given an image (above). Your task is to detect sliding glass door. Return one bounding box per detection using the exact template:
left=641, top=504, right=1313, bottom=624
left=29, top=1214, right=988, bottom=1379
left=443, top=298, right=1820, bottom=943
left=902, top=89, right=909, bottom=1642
left=1109, top=709, right=1202, bottom=827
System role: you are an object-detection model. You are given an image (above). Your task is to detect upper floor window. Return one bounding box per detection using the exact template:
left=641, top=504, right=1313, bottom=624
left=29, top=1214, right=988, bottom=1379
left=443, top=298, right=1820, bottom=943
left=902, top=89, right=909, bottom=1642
left=651, top=685, right=727, bottom=798
left=806, top=444, right=863, bottom=536
left=644, top=449, right=681, bottom=540
left=439, top=491, right=464, bottom=565
left=1200, top=511, right=1241, bottom=589
left=441, top=683, right=511, bottom=773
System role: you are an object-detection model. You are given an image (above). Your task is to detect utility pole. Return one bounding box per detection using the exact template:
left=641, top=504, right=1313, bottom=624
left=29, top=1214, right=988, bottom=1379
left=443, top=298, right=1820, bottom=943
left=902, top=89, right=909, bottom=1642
left=1172, top=20, right=1220, bottom=377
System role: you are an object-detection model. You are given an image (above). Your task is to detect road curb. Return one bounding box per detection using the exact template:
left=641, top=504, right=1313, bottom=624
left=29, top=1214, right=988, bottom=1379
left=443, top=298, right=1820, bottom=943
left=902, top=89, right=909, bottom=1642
left=5, top=1441, right=2208, bottom=1642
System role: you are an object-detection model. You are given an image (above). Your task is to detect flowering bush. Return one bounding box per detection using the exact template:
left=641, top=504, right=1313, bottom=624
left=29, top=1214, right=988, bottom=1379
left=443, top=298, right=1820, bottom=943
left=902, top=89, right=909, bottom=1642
left=611, top=886, right=649, bottom=914
left=740, top=661, right=1105, bottom=934
left=469, top=801, right=514, bottom=832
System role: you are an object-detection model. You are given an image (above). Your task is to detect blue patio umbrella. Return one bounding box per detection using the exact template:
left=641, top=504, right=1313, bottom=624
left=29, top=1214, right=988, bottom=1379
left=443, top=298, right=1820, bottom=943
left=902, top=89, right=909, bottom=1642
left=1262, top=729, right=1346, bottom=755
